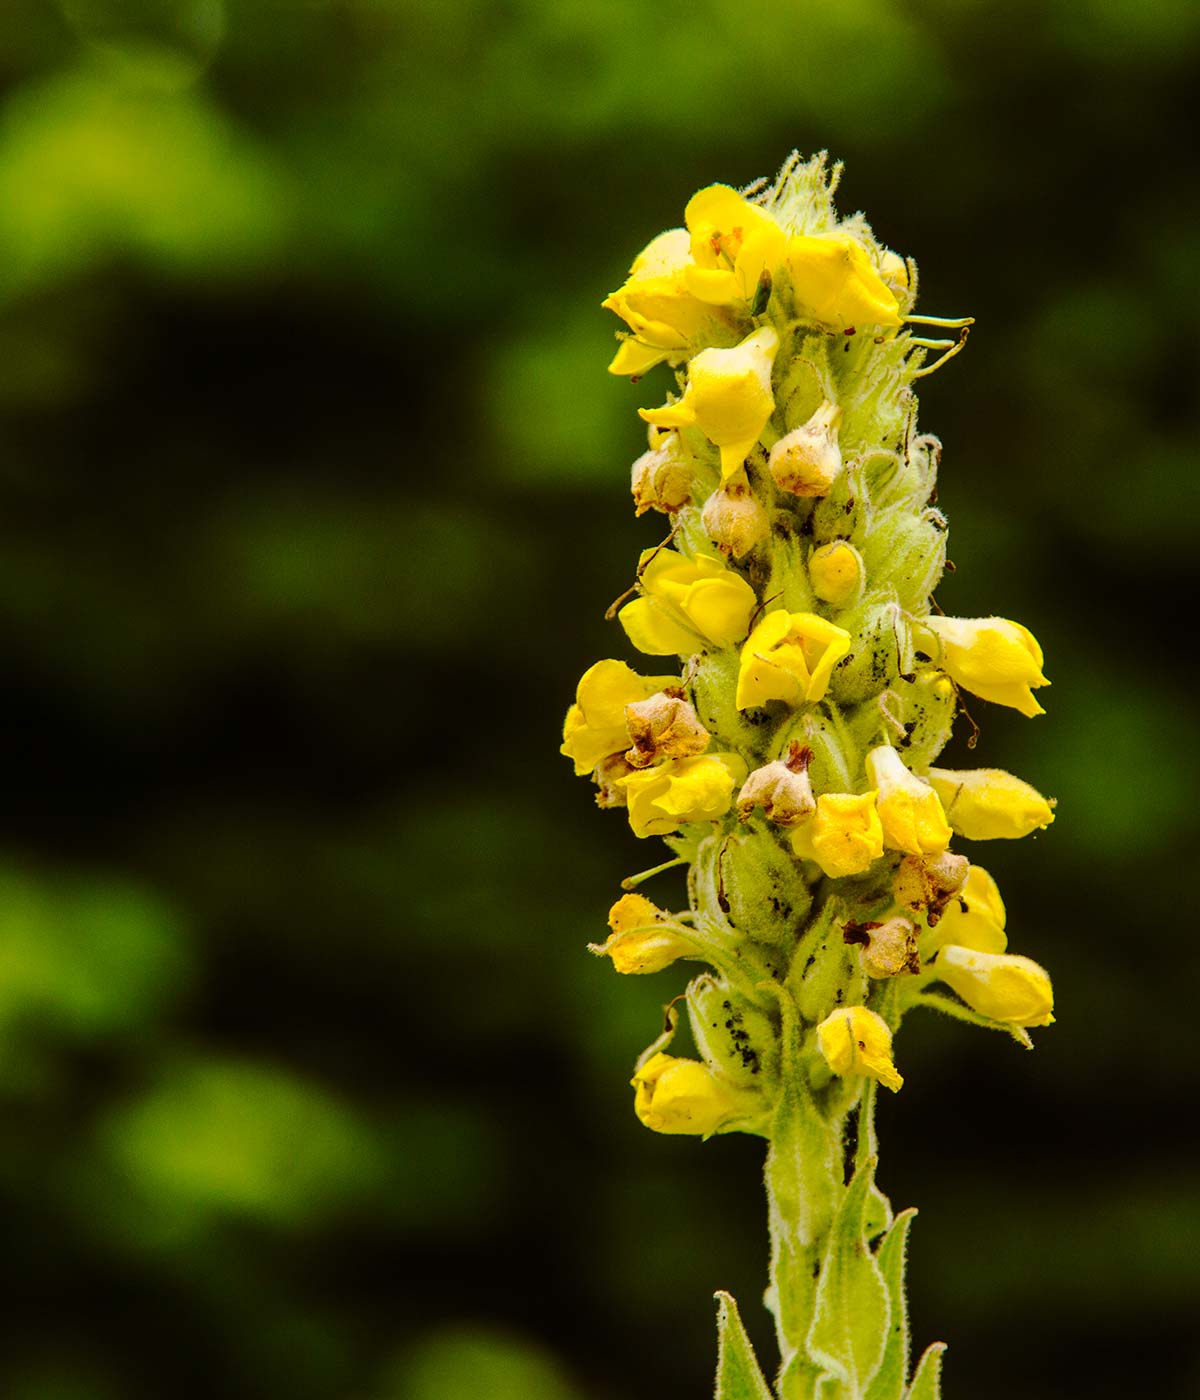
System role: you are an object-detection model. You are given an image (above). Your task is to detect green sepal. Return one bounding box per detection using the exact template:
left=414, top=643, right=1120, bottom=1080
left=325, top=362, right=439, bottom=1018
left=716, top=829, right=813, bottom=950
left=714, top=1291, right=774, bottom=1400
left=864, top=1207, right=917, bottom=1400
left=805, top=1154, right=890, bottom=1394
left=904, top=1342, right=947, bottom=1400
left=914, top=989, right=1034, bottom=1050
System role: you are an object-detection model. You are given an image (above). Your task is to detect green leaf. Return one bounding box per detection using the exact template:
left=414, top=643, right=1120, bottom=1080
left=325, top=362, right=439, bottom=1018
left=806, top=1155, right=890, bottom=1394
left=714, top=1291, right=774, bottom=1400
left=864, top=1207, right=917, bottom=1400
left=904, top=1342, right=947, bottom=1400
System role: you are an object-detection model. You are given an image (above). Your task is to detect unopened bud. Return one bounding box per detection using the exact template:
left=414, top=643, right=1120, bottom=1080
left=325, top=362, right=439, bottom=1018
left=768, top=399, right=843, bottom=497
left=624, top=688, right=710, bottom=768
left=631, top=431, right=694, bottom=516
left=701, top=470, right=770, bottom=559
left=878, top=248, right=909, bottom=295
left=893, top=850, right=969, bottom=924
left=736, top=742, right=815, bottom=825
left=843, top=916, right=920, bottom=978
left=808, top=540, right=864, bottom=608
left=687, top=974, right=777, bottom=1085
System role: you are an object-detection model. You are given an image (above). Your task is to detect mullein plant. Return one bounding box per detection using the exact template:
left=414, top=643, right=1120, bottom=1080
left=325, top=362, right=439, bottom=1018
left=561, top=153, right=1056, bottom=1400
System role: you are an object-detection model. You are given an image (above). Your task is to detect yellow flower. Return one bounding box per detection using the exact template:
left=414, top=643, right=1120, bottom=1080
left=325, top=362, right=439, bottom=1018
left=923, top=615, right=1049, bottom=717
left=790, top=792, right=884, bottom=878
left=618, top=753, right=746, bottom=837
left=631, top=1052, right=741, bottom=1135
left=560, top=659, right=678, bottom=776
left=619, top=548, right=757, bottom=655
left=682, top=184, right=788, bottom=307
left=591, top=893, right=696, bottom=974
left=934, top=946, right=1054, bottom=1027
left=866, top=746, right=953, bottom=856
left=808, top=540, right=863, bottom=607
left=640, top=326, right=779, bottom=482
left=603, top=228, right=732, bottom=377
left=928, top=767, right=1056, bottom=840
left=816, top=1006, right=903, bottom=1092
left=785, top=233, right=902, bottom=330
left=735, top=610, right=852, bottom=709
left=926, top=865, right=1008, bottom=955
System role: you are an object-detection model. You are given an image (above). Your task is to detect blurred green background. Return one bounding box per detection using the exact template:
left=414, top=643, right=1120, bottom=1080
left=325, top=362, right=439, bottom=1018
left=0, top=1, right=1195, bottom=1397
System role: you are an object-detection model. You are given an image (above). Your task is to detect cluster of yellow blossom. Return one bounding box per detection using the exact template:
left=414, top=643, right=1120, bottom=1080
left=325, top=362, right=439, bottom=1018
left=562, top=160, right=1057, bottom=1138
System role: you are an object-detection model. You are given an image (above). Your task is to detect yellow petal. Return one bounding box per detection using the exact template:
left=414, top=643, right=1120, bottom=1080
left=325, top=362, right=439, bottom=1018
left=791, top=792, right=884, bottom=878
left=816, top=1006, right=903, bottom=1092
left=929, top=767, right=1056, bottom=841
left=736, top=610, right=852, bottom=709
left=607, top=338, right=672, bottom=378
left=866, top=746, right=952, bottom=856
left=629, top=227, right=692, bottom=279
left=631, top=1052, right=740, bottom=1135
left=786, top=233, right=902, bottom=329
left=618, top=597, right=705, bottom=656
left=935, top=946, right=1054, bottom=1027
left=925, top=866, right=1008, bottom=955
left=924, top=615, right=1049, bottom=716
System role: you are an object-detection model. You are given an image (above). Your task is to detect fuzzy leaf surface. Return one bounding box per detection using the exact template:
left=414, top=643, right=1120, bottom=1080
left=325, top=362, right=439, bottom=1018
left=865, top=1207, right=917, bottom=1400
left=714, top=1291, right=774, bottom=1400
left=806, top=1155, right=890, bottom=1393
left=904, top=1342, right=947, bottom=1400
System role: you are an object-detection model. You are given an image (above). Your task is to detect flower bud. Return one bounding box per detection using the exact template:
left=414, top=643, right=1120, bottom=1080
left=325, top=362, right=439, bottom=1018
left=618, top=753, right=746, bottom=837
left=736, top=742, right=815, bottom=826
left=924, top=865, right=1007, bottom=955
left=843, top=916, right=920, bottom=979
left=892, top=849, right=969, bottom=924
left=816, top=1006, right=903, bottom=1092
left=768, top=399, right=843, bottom=497
left=928, top=767, right=1056, bottom=841
left=701, top=470, right=770, bottom=559
left=934, top=946, right=1054, bottom=1027
left=790, top=792, right=884, bottom=879
left=923, top=615, right=1049, bottom=717
left=893, top=669, right=957, bottom=769
left=687, top=974, right=778, bottom=1085
left=707, top=831, right=813, bottom=946
left=631, top=1052, right=742, bottom=1135
left=825, top=598, right=912, bottom=707
left=859, top=510, right=946, bottom=612
left=808, top=540, right=864, bottom=608
left=624, top=689, right=710, bottom=768
left=591, top=893, right=697, bottom=974
left=640, top=326, right=779, bottom=482
left=878, top=248, right=909, bottom=296
left=736, top=610, right=852, bottom=709
left=631, top=432, right=694, bottom=516
left=866, top=745, right=952, bottom=856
